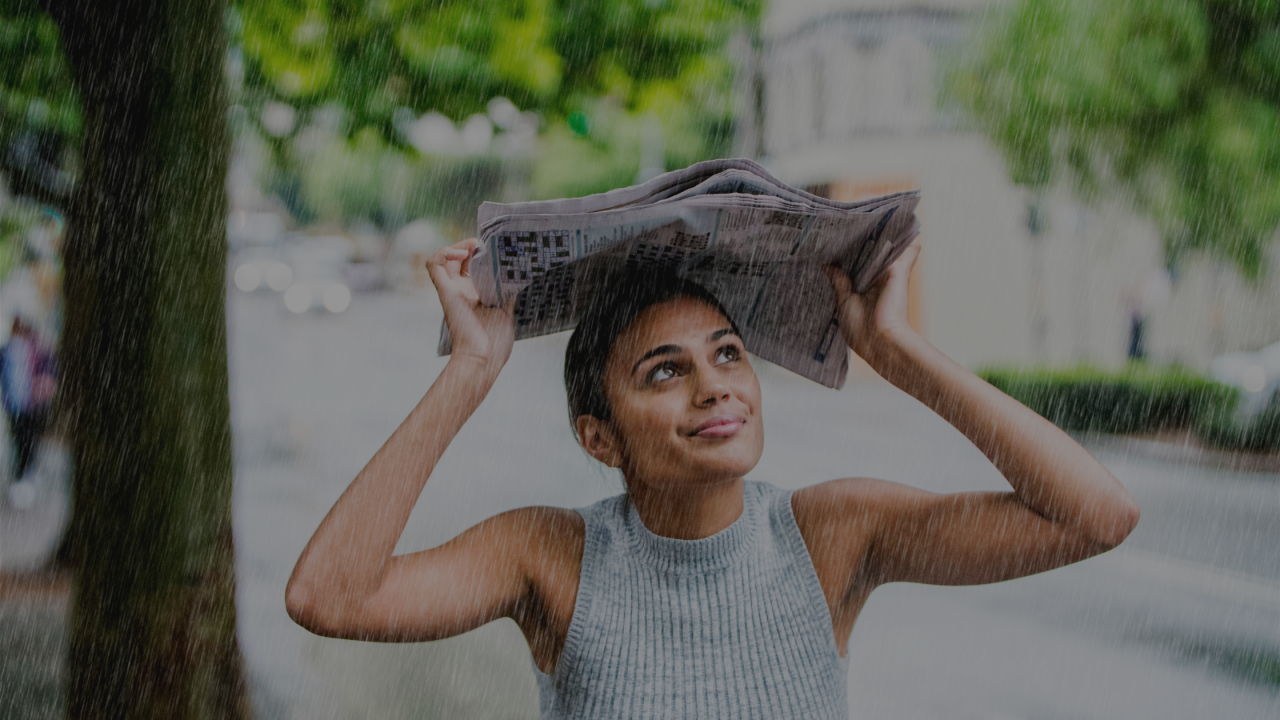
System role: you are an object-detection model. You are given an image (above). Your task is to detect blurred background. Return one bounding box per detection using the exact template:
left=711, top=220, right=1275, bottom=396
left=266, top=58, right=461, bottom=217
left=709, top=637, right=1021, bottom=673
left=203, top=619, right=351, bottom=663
left=1, top=0, right=1278, bottom=718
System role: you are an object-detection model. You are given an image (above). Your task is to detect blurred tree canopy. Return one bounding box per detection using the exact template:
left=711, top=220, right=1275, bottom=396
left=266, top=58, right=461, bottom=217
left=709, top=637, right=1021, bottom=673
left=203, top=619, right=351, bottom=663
left=235, top=0, right=757, bottom=134
left=0, top=2, right=77, bottom=140
left=952, top=0, right=1280, bottom=279
left=2, top=0, right=761, bottom=225
left=233, top=0, right=761, bottom=202
left=0, top=1, right=78, bottom=204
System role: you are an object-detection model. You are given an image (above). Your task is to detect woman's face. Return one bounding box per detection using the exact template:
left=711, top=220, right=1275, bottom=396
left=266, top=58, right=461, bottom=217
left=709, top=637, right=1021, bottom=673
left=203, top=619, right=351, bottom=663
left=598, top=295, right=764, bottom=490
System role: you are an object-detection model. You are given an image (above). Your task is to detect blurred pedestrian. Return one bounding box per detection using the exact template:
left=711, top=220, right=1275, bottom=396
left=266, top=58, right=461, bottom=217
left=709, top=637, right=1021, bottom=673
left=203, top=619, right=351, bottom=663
left=29, top=211, right=64, bottom=341
left=1123, top=266, right=1172, bottom=362
left=0, top=216, right=61, bottom=348
left=1, top=314, right=56, bottom=509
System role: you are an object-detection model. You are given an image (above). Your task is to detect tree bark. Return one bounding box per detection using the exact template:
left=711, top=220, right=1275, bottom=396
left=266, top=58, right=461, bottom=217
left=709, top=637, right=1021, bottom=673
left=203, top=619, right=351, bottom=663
left=39, top=0, right=250, bottom=717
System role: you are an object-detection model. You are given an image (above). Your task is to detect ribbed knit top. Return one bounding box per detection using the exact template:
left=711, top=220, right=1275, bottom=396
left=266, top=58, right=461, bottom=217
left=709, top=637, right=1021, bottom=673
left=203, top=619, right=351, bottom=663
left=532, top=480, right=849, bottom=719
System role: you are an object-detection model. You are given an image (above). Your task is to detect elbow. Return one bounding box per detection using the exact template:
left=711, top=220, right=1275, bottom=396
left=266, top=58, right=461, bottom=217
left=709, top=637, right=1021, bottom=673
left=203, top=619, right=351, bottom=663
left=284, top=578, right=315, bottom=629
left=1090, top=496, right=1141, bottom=551
left=285, top=578, right=337, bottom=636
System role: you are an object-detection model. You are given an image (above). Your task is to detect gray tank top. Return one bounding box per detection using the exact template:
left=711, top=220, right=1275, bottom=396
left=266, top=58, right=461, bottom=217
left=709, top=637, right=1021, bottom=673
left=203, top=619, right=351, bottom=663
left=533, top=480, right=849, bottom=719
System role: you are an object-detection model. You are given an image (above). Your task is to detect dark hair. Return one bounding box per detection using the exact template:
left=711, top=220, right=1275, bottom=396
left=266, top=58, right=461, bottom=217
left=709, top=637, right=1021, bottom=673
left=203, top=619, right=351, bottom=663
left=564, top=270, right=740, bottom=428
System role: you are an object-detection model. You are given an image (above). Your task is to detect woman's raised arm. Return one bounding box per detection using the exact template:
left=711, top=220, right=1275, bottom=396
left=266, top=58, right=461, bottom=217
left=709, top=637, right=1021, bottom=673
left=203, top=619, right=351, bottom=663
left=819, top=245, right=1140, bottom=589
left=284, top=238, right=529, bottom=641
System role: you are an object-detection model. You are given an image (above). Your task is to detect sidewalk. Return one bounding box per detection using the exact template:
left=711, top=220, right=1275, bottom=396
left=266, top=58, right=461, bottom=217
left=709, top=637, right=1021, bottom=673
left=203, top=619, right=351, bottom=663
left=1082, top=429, right=1280, bottom=473
left=0, top=436, right=72, bottom=574
left=0, top=436, right=72, bottom=720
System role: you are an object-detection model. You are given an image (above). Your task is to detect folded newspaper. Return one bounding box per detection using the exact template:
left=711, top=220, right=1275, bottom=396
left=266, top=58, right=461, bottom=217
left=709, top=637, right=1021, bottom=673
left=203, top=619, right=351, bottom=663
left=437, top=158, right=920, bottom=389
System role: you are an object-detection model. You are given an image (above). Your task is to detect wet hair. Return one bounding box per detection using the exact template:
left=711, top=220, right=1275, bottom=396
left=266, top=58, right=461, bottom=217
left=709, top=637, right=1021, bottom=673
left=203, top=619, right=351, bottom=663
left=564, top=270, right=740, bottom=429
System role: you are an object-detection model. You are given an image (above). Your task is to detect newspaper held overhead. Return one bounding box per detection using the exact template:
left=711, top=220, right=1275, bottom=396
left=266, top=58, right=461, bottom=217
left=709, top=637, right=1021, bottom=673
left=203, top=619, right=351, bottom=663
left=438, top=158, right=920, bottom=390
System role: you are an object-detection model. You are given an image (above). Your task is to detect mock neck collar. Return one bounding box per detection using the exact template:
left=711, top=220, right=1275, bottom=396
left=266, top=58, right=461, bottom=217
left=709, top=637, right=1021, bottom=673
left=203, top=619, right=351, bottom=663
left=622, top=483, right=758, bottom=574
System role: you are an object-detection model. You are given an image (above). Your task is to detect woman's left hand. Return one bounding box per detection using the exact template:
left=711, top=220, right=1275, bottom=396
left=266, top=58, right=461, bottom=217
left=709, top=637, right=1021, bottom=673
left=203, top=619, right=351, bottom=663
left=823, top=242, right=922, bottom=367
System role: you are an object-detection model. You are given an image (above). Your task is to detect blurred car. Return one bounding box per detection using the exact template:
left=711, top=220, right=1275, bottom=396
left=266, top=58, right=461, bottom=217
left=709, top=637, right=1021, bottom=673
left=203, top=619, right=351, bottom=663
left=227, top=210, right=285, bottom=250
left=386, top=219, right=445, bottom=291
left=1209, top=340, right=1280, bottom=416
left=280, top=237, right=353, bottom=314
left=341, top=259, right=386, bottom=293
left=342, top=222, right=390, bottom=293
left=232, top=245, right=293, bottom=293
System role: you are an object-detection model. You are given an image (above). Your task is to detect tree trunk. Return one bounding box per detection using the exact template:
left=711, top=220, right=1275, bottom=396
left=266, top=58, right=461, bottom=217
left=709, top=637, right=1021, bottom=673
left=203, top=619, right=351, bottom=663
left=40, top=0, right=250, bottom=717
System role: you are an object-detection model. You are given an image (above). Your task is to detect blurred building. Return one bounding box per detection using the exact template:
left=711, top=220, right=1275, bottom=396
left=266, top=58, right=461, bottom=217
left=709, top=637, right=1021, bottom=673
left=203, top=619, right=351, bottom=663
left=759, top=0, right=1280, bottom=371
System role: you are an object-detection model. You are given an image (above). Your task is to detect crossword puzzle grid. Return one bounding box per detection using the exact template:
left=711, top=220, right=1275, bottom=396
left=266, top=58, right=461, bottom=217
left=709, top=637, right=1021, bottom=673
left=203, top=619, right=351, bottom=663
left=623, top=230, right=710, bottom=273
left=497, top=231, right=573, bottom=281
left=515, top=264, right=576, bottom=328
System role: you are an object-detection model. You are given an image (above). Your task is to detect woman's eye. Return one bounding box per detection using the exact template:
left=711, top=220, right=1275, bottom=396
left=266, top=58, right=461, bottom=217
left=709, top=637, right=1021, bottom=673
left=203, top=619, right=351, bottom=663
left=650, top=363, right=678, bottom=382
left=715, top=346, right=741, bottom=365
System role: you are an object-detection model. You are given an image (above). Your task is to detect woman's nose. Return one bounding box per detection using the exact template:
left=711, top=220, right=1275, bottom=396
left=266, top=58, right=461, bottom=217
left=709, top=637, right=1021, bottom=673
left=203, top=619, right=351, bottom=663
left=694, top=369, right=731, bottom=407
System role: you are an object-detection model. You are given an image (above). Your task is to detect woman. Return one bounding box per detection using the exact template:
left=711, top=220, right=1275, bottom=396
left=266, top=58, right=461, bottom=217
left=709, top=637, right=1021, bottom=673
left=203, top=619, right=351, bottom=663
left=285, top=237, right=1140, bottom=718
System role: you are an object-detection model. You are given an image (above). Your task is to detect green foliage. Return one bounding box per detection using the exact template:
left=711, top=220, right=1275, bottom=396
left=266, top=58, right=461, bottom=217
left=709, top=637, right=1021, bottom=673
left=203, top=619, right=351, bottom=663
left=1194, top=390, right=1280, bottom=452
left=980, top=364, right=1236, bottom=434
left=532, top=87, right=735, bottom=200
left=0, top=0, right=78, bottom=144
left=293, top=126, right=398, bottom=223
left=233, top=0, right=758, bottom=156
left=0, top=201, right=37, bottom=280
left=982, top=363, right=1280, bottom=452
left=953, top=0, right=1280, bottom=279
left=3, top=0, right=759, bottom=223
left=404, top=156, right=506, bottom=227
left=533, top=119, right=643, bottom=200
left=263, top=122, right=505, bottom=230
left=234, top=0, right=558, bottom=127
left=3, top=0, right=758, bottom=218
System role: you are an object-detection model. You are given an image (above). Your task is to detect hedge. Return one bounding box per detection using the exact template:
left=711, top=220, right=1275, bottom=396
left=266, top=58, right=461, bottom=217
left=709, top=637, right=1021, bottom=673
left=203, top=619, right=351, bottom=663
left=1194, top=392, right=1280, bottom=453
left=978, top=364, right=1280, bottom=453
left=979, top=365, right=1234, bottom=434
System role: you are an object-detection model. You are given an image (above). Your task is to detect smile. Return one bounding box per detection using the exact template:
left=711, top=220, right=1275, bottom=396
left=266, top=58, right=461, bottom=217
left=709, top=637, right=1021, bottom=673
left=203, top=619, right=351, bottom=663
left=689, top=415, right=746, bottom=438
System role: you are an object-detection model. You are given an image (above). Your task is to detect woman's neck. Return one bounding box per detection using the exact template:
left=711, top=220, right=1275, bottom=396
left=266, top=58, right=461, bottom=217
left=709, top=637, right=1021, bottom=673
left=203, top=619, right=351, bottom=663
left=625, top=476, right=745, bottom=540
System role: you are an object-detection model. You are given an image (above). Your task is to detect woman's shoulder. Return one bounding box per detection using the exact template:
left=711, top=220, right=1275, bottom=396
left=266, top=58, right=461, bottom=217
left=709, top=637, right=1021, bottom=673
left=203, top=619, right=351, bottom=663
left=495, top=490, right=631, bottom=555
left=787, top=479, right=887, bottom=557
left=498, top=505, right=587, bottom=553
left=746, top=478, right=863, bottom=517
left=790, top=477, right=903, bottom=518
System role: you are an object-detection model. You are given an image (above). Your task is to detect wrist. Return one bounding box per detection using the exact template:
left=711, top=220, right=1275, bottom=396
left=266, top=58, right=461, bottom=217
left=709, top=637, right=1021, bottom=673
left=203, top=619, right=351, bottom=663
left=858, top=326, right=928, bottom=376
left=442, top=355, right=502, bottom=397
left=866, top=332, right=974, bottom=417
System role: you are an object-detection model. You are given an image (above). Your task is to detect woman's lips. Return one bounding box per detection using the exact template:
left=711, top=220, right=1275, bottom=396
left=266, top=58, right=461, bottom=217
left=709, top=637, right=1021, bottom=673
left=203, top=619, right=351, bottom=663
left=690, top=415, right=746, bottom=438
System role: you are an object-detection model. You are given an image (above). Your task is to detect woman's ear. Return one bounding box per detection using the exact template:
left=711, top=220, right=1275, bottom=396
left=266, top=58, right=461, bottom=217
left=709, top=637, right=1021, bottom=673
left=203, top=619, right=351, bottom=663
left=575, top=415, right=622, bottom=469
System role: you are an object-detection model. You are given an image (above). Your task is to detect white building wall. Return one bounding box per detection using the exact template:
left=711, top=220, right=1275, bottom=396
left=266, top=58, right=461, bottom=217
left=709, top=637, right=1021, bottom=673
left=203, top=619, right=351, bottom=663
left=760, top=2, right=1280, bottom=371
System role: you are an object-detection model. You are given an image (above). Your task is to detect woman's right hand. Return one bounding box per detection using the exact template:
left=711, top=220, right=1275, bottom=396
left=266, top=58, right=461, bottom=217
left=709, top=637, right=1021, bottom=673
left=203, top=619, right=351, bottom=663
left=425, top=238, right=515, bottom=384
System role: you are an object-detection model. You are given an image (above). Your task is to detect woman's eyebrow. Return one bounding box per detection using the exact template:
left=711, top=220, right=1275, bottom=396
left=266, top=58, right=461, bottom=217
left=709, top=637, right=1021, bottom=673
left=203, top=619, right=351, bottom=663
left=708, top=328, right=737, bottom=342
left=632, top=344, right=682, bottom=374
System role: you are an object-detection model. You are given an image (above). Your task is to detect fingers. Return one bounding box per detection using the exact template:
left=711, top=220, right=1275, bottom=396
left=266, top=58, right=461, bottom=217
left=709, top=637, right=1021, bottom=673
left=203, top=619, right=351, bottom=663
left=458, top=237, right=479, bottom=278
left=889, top=243, right=921, bottom=279
left=427, top=238, right=478, bottom=264
left=823, top=264, right=854, bottom=303
left=426, top=249, right=457, bottom=283
left=426, top=238, right=481, bottom=286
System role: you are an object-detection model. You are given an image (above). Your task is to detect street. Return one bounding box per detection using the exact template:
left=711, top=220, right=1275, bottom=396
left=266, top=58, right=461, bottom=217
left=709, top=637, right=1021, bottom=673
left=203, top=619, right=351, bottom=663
left=227, top=286, right=1280, bottom=720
